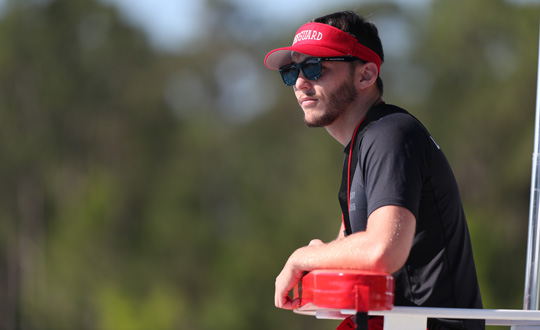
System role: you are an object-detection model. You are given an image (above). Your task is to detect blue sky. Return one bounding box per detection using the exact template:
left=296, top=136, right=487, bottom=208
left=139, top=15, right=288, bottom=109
left=0, top=0, right=534, bottom=53
left=98, top=0, right=431, bottom=52
left=95, top=0, right=536, bottom=52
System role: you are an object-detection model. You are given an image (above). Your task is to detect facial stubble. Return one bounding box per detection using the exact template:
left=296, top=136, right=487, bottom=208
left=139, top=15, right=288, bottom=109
left=304, top=74, right=358, bottom=128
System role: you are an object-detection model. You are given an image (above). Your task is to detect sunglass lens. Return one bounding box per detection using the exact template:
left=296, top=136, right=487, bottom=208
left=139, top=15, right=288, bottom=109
left=302, top=59, right=322, bottom=80
left=279, top=58, right=322, bottom=86
left=280, top=65, right=299, bottom=86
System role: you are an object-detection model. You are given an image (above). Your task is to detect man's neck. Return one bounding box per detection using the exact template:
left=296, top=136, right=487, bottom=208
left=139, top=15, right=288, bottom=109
left=325, top=92, right=382, bottom=146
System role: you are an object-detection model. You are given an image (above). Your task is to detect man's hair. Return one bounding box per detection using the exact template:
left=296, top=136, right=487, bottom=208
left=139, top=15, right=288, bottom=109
left=311, top=11, right=385, bottom=95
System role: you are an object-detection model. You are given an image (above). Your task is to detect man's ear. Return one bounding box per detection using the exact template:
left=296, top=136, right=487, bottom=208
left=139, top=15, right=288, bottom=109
left=355, top=62, right=379, bottom=90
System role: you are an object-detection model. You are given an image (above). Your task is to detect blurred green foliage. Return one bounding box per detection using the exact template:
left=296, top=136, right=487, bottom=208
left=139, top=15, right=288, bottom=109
left=0, top=0, right=539, bottom=329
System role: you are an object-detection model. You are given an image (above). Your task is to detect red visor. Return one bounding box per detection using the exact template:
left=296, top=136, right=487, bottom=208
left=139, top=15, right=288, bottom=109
left=264, top=22, right=381, bottom=73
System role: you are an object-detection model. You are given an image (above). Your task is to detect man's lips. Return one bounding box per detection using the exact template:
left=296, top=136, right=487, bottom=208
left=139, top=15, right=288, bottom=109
left=299, top=97, right=318, bottom=107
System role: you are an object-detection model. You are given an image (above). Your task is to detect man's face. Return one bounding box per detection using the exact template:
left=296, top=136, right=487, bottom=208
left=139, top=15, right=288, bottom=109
left=291, top=53, right=359, bottom=128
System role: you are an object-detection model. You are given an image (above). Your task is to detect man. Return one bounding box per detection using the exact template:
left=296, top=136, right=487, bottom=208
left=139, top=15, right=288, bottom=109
left=264, top=11, right=484, bottom=330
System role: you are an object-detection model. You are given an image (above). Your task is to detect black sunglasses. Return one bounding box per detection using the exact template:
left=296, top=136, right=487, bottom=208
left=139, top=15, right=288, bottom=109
left=279, top=57, right=361, bottom=86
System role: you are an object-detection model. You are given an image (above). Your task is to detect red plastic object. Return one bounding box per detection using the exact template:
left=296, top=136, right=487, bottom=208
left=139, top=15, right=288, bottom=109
left=293, top=269, right=394, bottom=318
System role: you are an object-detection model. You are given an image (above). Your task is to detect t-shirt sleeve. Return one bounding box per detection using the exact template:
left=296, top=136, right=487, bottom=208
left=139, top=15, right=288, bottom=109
left=359, top=113, right=430, bottom=220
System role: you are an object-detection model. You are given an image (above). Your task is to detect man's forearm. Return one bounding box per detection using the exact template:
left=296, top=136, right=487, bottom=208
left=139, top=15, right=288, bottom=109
left=275, top=205, right=415, bottom=309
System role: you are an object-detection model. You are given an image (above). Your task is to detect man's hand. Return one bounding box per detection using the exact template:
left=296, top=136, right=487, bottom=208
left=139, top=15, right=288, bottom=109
left=274, top=239, right=324, bottom=309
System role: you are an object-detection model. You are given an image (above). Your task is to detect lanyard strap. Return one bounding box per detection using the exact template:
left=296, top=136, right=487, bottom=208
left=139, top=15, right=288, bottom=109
left=338, top=103, right=407, bottom=236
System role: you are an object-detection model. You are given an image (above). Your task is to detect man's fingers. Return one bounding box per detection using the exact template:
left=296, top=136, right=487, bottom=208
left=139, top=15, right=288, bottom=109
left=275, top=268, right=302, bottom=309
left=275, top=295, right=300, bottom=310
left=275, top=291, right=292, bottom=309
left=274, top=247, right=311, bottom=310
left=290, top=297, right=301, bottom=309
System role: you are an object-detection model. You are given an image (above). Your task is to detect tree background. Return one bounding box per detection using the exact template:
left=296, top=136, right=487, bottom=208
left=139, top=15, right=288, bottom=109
left=0, top=0, right=539, bottom=329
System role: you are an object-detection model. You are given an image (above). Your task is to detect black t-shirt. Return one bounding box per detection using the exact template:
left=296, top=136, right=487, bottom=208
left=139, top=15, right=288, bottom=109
left=345, top=106, right=484, bottom=330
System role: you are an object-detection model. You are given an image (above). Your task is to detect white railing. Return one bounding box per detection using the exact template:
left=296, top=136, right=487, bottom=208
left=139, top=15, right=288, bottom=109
left=302, top=307, right=540, bottom=329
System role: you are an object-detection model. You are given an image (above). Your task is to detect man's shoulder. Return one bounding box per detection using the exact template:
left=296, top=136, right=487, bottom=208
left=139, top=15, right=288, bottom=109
left=364, top=106, right=426, bottom=141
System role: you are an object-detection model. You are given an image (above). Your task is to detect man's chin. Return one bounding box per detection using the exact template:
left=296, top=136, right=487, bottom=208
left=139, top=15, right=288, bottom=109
left=304, top=115, right=335, bottom=128
left=304, top=121, right=322, bottom=128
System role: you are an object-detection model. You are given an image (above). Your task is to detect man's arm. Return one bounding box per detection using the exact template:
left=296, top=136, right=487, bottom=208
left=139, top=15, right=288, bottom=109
left=274, top=205, right=416, bottom=309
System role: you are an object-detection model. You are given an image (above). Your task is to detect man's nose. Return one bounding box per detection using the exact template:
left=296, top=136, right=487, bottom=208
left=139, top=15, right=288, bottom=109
left=295, top=72, right=312, bottom=90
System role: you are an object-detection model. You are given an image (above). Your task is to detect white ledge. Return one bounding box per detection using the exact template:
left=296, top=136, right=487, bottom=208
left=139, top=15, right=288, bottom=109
left=299, top=306, right=540, bottom=328
left=370, top=306, right=540, bottom=325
